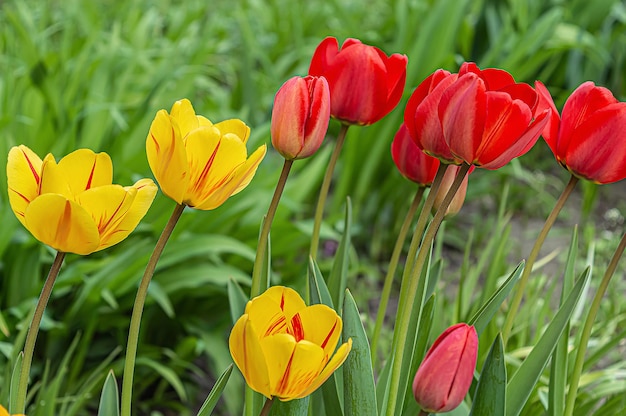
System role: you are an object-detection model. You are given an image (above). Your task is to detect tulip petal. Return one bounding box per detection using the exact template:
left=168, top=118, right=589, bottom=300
left=0, top=405, right=9, bottom=416
left=24, top=194, right=100, bottom=255
left=229, top=315, right=272, bottom=399
left=39, top=154, right=74, bottom=199
left=246, top=286, right=307, bottom=338
left=290, top=305, right=342, bottom=360
left=56, top=149, right=113, bottom=193
left=534, top=81, right=561, bottom=154
left=441, top=74, right=487, bottom=164
left=294, top=338, right=353, bottom=399
left=7, top=145, right=43, bottom=226
left=194, top=144, right=266, bottom=210
left=308, top=36, right=339, bottom=77
left=214, top=119, right=251, bottom=144
left=170, top=99, right=205, bottom=137
left=146, top=110, right=189, bottom=204
left=564, top=104, right=626, bottom=184
left=266, top=338, right=325, bottom=400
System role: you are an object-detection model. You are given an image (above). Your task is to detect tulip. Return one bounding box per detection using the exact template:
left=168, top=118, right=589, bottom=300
left=309, top=36, right=407, bottom=126
left=405, top=62, right=550, bottom=169
left=413, top=323, right=478, bottom=413
left=229, top=286, right=352, bottom=401
left=0, top=405, right=24, bottom=416
left=535, top=81, right=626, bottom=184
left=271, top=76, right=331, bottom=160
left=391, top=123, right=440, bottom=186
left=432, top=164, right=471, bottom=218
left=146, top=99, right=266, bottom=209
left=7, top=146, right=157, bottom=255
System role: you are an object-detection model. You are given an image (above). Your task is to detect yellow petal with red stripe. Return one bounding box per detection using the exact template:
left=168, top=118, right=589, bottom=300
left=291, top=304, right=342, bottom=360
left=7, top=145, right=43, bottom=226
left=24, top=194, right=100, bottom=255
left=56, top=149, right=113, bottom=194
left=294, top=338, right=353, bottom=399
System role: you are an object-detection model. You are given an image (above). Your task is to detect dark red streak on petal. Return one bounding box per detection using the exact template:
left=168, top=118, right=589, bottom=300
left=291, top=313, right=304, bottom=342
left=320, top=320, right=337, bottom=349
left=21, top=149, right=40, bottom=184
left=85, top=158, right=97, bottom=190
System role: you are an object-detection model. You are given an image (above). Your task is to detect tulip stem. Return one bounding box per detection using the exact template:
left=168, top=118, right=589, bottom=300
left=502, top=175, right=579, bottom=343
left=418, top=410, right=430, bottom=416
left=259, top=398, right=274, bottom=416
left=15, top=250, right=66, bottom=413
left=309, top=123, right=350, bottom=260
left=121, top=203, right=185, bottom=416
left=563, top=232, right=626, bottom=416
left=371, top=185, right=425, bottom=367
left=385, top=163, right=470, bottom=416
left=250, top=159, right=294, bottom=298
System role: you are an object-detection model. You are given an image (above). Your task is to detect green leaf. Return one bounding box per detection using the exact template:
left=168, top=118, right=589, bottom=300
left=0, top=309, right=9, bottom=337
left=9, top=352, right=23, bottom=413
left=343, top=289, right=377, bottom=416
left=328, top=198, right=352, bottom=309
left=135, top=356, right=188, bottom=402
left=468, top=261, right=524, bottom=336
left=308, top=257, right=334, bottom=308
left=270, top=396, right=309, bottom=416
left=97, top=370, right=120, bottom=416
left=228, top=278, right=249, bottom=324
left=196, top=364, right=233, bottom=416
left=548, top=226, right=578, bottom=416
left=146, top=280, right=175, bottom=318
left=505, top=268, right=591, bottom=416
left=470, top=334, right=506, bottom=416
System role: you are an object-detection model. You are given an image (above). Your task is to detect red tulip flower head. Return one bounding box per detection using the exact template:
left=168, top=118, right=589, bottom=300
left=391, top=123, right=440, bottom=186
left=309, top=36, right=407, bottom=126
left=413, top=323, right=478, bottom=413
left=535, top=81, right=626, bottom=184
left=405, top=63, right=550, bottom=169
left=271, top=76, right=331, bottom=160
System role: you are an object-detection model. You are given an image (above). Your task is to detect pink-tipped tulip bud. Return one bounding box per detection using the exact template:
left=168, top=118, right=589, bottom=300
left=271, top=75, right=331, bottom=160
left=432, top=164, right=472, bottom=218
left=413, top=323, right=478, bottom=413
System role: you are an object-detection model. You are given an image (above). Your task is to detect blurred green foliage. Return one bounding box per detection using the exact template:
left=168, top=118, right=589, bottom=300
left=1, top=0, right=625, bottom=414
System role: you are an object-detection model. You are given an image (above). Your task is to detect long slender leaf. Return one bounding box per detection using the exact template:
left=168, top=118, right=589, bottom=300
left=97, top=370, right=120, bottom=416
left=328, top=198, right=352, bottom=309
left=308, top=257, right=334, bottom=308
left=9, top=352, right=23, bottom=414
left=506, top=268, right=591, bottom=416
left=228, top=278, right=249, bottom=324
left=270, top=397, right=309, bottom=416
left=196, top=364, right=233, bottom=416
left=343, top=289, right=376, bottom=416
left=470, top=334, right=506, bottom=416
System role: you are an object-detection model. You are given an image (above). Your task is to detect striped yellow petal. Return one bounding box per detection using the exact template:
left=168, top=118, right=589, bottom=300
left=146, top=109, right=189, bottom=203
left=56, top=149, right=113, bottom=194
left=7, top=145, right=43, bottom=226
left=194, top=144, right=266, bottom=210
left=39, top=154, right=73, bottom=199
left=182, top=126, right=246, bottom=207
left=290, top=305, right=342, bottom=360
left=270, top=340, right=324, bottom=401
left=170, top=99, right=209, bottom=137
left=294, top=338, right=353, bottom=399
left=24, top=194, right=100, bottom=255
left=246, top=286, right=307, bottom=336
left=214, top=119, right=251, bottom=144
left=229, top=314, right=272, bottom=399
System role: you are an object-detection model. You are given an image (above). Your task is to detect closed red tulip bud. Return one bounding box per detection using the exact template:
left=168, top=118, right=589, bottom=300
left=535, top=80, right=626, bottom=184
left=405, top=63, right=550, bottom=169
left=309, top=36, right=407, bottom=126
left=271, top=76, right=331, bottom=160
left=432, top=164, right=472, bottom=218
left=413, top=323, right=478, bottom=413
left=391, top=123, right=440, bottom=186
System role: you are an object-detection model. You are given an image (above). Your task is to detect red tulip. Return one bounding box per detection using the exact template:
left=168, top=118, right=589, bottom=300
left=271, top=76, right=331, bottom=160
left=413, top=323, right=478, bottom=413
left=391, top=123, right=440, bottom=186
left=535, top=80, right=626, bottom=184
left=405, top=62, right=550, bottom=169
left=309, top=36, right=407, bottom=126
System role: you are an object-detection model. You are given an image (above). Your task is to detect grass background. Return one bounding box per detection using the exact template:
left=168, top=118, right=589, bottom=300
left=1, top=0, right=625, bottom=414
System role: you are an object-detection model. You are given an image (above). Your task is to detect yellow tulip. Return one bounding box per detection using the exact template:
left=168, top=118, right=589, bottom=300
left=146, top=99, right=266, bottom=210
left=0, top=404, right=24, bottom=416
left=7, top=146, right=157, bottom=255
left=229, top=286, right=352, bottom=401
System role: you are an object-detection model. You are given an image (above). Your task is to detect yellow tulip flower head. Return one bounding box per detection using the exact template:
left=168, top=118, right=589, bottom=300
left=229, top=286, right=352, bottom=401
left=7, top=145, right=157, bottom=255
left=0, top=405, right=24, bottom=416
left=146, top=99, right=267, bottom=210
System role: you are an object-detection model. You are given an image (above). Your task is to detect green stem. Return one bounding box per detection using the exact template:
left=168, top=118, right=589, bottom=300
left=418, top=410, right=430, bottom=416
left=385, top=163, right=471, bottom=416
left=563, top=232, right=626, bottom=416
left=259, top=397, right=274, bottom=416
left=371, top=186, right=425, bottom=367
left=121, top=203, right=185, bottom=416
left=250, top=159, right=294, bottom=298
left=15, top=251, right=66, bottom=413
left=502, top=175, right=579, bottom=343
left=309, top=124, right=350, bottom=260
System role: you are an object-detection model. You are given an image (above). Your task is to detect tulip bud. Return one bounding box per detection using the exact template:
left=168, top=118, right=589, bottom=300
left=413, top=323, right=478, bottom=413
left=271, top=76, right=331, bottom=160
left=391, top=123, right=440, bottom=186
left=432, top=164, right=471, bottom=218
